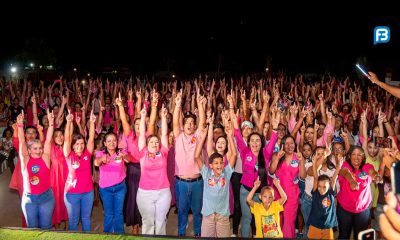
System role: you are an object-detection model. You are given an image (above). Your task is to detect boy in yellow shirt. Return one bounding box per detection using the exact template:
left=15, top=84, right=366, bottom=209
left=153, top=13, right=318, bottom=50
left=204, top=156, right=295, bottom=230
left=247, top=177, right=287, bottom=238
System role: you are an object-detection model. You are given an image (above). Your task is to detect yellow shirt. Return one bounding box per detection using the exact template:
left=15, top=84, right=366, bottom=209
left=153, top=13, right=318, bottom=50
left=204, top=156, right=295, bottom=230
left=366, top=156, right=381, bottom=207
left=250, top=201, right=284, bottom=238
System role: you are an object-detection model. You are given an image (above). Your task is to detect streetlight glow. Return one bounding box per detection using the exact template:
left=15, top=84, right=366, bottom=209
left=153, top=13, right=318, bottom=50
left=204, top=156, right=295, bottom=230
left=10, top=67, right=17, bottom=73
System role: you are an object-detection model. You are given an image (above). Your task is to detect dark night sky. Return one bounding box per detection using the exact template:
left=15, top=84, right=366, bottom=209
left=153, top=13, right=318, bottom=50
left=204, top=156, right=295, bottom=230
left=1, top=3, right=399, bottom=74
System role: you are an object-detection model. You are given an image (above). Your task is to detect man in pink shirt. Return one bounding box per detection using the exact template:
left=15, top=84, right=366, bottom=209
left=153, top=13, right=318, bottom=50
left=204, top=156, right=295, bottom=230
left=173, top=90, right=205, bottom=237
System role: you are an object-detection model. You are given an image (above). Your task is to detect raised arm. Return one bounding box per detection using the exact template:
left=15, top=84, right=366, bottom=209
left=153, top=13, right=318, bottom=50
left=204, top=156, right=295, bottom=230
left=246, top=177, right=261, bottom=208
left=194, top=125, right=208, bottom=170
left=196, top=89, right=206, bottom=132
left=116, top=92, right=131, bottom=136
left=31, top=93, right=39, bottom=126
left=225, top=123, right=237, bottom=168
left=16, top=111, right=29, bottom=168
left=63, top=110, right=73, bottom=157
left=172, top=90, right=182, bottom=138
left=160, top=104, right=169, bottom=149
left=56, top=95, right=67, bottom=127
left=138, top=108, right=147, bottom=151
left=43, top=109, right=54, bottom=167
left=148, top=90, right=158, bottom=135
left=86, top=110, right=96, bottom=154
left=369, top=72, right=400, bottom=99
left=206, top=113, right=215, bottom=156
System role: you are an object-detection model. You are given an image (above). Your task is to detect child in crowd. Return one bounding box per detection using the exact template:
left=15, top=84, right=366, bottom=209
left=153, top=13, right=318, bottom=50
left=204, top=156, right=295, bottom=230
left=247, top=177, right=287, bottom=238
left=194, top=122, right=237, bottom=238
left=307, top=153, right=343, bottom=239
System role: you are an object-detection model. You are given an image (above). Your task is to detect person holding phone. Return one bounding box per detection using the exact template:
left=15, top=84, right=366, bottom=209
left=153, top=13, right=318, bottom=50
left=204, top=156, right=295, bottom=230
left=379, top=191, right=400, bottom=239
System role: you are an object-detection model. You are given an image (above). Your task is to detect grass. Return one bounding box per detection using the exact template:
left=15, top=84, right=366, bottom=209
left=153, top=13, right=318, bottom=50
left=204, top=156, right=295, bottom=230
left=0, top=228, right=183, bottom=240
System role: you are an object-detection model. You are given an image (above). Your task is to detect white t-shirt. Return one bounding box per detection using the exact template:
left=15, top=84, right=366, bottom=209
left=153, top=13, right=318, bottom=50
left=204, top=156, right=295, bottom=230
left=304, top=161, right=336, bottom=196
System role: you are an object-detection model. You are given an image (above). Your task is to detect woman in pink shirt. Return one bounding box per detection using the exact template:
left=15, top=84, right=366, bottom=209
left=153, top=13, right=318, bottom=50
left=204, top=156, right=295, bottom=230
left=337, top=146, right=381, bottom=239
left=18, top=109, right=55, bottom=229
left=269, top=135, right=306, bottom=238
left=94, top=132, right=132, bottom=234
left=137, top=105, right=171, bottom=235
left=63, top=109, right=96, bottom=231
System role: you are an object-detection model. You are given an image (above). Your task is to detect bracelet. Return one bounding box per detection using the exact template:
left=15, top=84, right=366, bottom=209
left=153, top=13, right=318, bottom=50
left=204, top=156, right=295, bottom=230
left=383, top=121, right=388, bottom=124
left=17, top=124, right=24, bottom=128
left=49, top=124, right=54, bottom=127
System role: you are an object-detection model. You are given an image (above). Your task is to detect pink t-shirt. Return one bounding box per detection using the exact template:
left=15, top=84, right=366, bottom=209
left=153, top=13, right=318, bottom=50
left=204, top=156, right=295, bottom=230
left=337, top=161, right=373, bottom=213
left=234, top=128, right=278, bottom=188
left=23, top=157, right=51, bottom=194
left=138, top=145, right=170, bottom=190
left=95, top=150, right=126, bottom=188
left=65, top=149, right=94, bottom=193
left=103, top=110, right=114, bottom=125
left=174, top=131, right=200, bottom=177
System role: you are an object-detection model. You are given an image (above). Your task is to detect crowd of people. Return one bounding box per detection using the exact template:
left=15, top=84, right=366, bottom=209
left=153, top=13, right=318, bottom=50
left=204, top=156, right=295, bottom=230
left=0, top=71, right=400, bottom=239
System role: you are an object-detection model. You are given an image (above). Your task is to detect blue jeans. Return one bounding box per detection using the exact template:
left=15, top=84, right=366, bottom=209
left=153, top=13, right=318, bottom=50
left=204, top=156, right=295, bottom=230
left=337, top=203, right=370, bottom=240
left=175, top=178, right=203, bottom=236
left=65, top=191, right=94, bottom=231
left=300, top=192, right=312, bottom=238
left=99, top=181, right=127, bottom=234
left=21, top=188, right=54, bottom=229
left=240, top=185, right=260, bottom=238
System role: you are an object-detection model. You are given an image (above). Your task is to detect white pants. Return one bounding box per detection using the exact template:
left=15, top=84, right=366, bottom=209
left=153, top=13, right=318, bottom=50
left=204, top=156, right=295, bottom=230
left=137, top=187, right=171, bottom=235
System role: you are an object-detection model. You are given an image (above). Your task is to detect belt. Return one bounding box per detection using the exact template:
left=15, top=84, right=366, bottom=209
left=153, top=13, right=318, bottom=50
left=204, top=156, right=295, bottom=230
left=175, top=176, right=202, bottom=182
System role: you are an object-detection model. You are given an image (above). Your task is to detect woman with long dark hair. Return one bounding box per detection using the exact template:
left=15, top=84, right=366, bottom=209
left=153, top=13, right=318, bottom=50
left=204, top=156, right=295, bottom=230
left=229, top=100, right=280, bottom=238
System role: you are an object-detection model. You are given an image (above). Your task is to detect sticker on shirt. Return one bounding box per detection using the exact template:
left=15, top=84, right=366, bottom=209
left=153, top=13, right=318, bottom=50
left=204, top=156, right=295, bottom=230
left=322, top=197, right=331, bottom=208
left=71, top=161, right=80, bottom=169
left=114, top=156, right=122, bottom=163
left=31, top=165, right=40, bottom=174
left=148, top=153, right=155, bottom=159
left=155, top=151, right=161, bottom=157
left=190, top=136, right=197, bottom=144
left=246, top=156, right=253, bottom=162
left=358, top=171, right=368, bottom=180
left=290, top=159, right=299, bottom=168
left=262, top=214, right=280, bottom=238
left=83, top=156, right=88, bottom=161
left=208, top=177, right=226, bottom=187
left=30, top=176, right=40, bottom=186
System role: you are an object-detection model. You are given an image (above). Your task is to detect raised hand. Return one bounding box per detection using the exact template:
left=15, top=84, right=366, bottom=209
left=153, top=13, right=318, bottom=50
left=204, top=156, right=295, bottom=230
left=47, top=109, right=55, bottom=126
left=17, top=110, right=25, bottom=124
left=161, top=104, right=167, bottom=118
left=253, top=176, right=261, bottom=189
left=90, top=110, right=96, bottom=123
left=66, top=110, right=73, bottom=122
left=140, top=108, right=147, bottom=118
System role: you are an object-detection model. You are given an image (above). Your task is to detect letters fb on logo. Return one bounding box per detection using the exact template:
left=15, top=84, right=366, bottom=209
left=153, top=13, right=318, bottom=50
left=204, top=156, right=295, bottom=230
left=374, top=26, right=390, bottom=45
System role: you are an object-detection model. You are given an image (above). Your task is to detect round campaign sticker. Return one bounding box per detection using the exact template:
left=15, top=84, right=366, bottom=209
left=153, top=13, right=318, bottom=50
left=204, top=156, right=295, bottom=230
left=155, top=152, right=161, bottom=157
left=72, top=161, right=80, bottom=169
left=31, top=176, right=40, bottom=186
left=114, top=156, right=122, bottom=163
left=290, top=160, right=299, bottom=168
left=246, top=156, right=252, bottom=162
left=31, top=165, right=40, bottom=174
left=358, top=171, right=368, bottom=180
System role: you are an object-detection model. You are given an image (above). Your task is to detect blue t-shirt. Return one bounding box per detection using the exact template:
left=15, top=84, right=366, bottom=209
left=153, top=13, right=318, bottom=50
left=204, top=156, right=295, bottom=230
left=308, top=187, right=338, bottom=229
left=200, top=164, right=233, bottom=217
